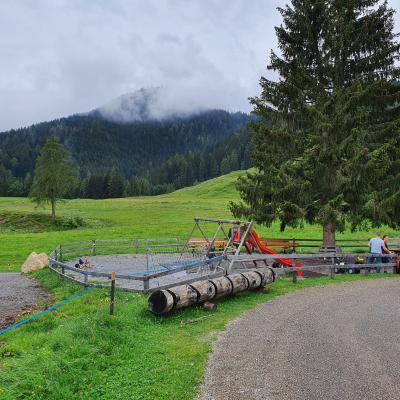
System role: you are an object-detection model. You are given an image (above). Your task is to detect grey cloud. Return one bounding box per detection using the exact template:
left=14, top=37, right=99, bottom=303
left=0, top=0, right=398, bottom=131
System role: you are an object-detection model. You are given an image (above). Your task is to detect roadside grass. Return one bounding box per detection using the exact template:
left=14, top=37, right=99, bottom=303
left=1, top=171, right=398, bottom=272
left=0, top=270, right=398, bottom=400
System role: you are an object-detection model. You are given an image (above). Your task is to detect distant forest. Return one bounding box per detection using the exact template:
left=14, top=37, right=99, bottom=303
left=0, top=110, right=253, bottom=197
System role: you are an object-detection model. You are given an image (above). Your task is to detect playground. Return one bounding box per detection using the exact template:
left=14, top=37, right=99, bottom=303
left=41, top=216, right=400, bottom=317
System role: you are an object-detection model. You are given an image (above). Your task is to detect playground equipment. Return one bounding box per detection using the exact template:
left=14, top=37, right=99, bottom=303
left=228, top=223, right=302, bottom=276
left=148, top=268, right=275, bottom=315
left=47, top=217, right=301, bottom=292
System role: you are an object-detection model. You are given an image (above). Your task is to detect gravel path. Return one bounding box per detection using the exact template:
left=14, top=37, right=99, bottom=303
left=0, top=273, right=48, bottom=329
left=198, top=278, right=400, bottom=400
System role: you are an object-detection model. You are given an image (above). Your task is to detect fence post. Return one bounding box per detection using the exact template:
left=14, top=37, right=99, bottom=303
left=134, top=239, right=139, bottom=254
left=109, top=272, right=116, bottom=317
left=330, top=256, right=335, bottom=279
left=59, top=244, right=63, bottom=262
left=292, top=258, right=297, bottom=283
left=143, top=277, right=150, bottom=291
left=92, top=239, right=96, bottom=256
left=84, top=273, right=89, bottom=287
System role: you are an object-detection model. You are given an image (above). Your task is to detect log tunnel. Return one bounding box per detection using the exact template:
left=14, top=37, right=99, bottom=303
left=148, top=268, right=275, bottom=315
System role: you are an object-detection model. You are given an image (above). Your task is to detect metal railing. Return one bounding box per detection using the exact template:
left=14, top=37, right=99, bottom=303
left=228, top=252, right=399, bottom=282
left=48, top=238, right=226, bottom=292
left=247, top=237, right=400, bottom=253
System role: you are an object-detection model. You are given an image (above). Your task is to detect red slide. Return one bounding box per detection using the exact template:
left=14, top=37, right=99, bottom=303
left=248, top=229, right=301, bottom=268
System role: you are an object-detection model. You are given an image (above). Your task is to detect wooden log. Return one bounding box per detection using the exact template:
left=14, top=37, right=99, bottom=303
left=260, top=268, right=275, bottom=285
left=166, top=284, right=198, bottom=311
left=189, top=280, right=216, bottom=303
left=227, top=273, right=249, bottom=294
left=148, top=269, right=275, bottom=315
left=240, top=271, right=262, bottom=290
left=211, top=276, right=233, bottom=299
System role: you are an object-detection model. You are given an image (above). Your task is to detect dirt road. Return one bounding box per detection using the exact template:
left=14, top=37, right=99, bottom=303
left=198, top=278, right=400, bottom=400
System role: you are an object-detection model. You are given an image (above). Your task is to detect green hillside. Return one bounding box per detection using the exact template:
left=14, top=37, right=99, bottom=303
left=1, top=169, right=398, bottom=272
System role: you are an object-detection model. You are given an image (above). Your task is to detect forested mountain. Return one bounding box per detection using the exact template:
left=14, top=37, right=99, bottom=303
left=81, top=127, right=252, bottom=199
left=0, top=106, right=253, bottom=197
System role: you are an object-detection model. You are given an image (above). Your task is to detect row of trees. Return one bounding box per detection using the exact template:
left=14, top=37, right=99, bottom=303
left=2, top=125, right=252, bottom=200
left=0, top=166, right=32, bottom=197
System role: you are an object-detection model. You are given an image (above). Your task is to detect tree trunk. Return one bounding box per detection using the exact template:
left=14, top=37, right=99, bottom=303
left=322, top=223, right=336, bottom=247
left=51, top=198, right=56, bottom=222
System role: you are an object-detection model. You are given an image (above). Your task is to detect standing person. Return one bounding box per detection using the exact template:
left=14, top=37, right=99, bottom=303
left=382, top=235, right=392, bottom=271
left=368, top=233, right=387, bottom=273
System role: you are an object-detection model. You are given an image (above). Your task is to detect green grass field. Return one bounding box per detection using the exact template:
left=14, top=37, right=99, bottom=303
left=1, top=170, right=398, bottom=272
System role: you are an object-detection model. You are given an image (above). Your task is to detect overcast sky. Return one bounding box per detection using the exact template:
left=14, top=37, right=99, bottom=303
left=0, top=0, right=399, bottom=131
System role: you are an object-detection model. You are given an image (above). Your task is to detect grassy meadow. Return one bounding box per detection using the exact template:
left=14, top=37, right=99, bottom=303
left=1, top=171, right=400, bottom=399
left=1, top=170, right=398, bottom=273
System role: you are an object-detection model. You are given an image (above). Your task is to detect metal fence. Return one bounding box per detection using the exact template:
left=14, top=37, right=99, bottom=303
left=47, top=238, right=400, bottom=317
left=48, top=238, right=226, bottom=292
left=48, top=237, right=400, bottom=292
left=229, top=252, right=399, bottom=282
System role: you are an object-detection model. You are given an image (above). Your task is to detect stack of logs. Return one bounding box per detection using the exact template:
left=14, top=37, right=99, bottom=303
left=148, top=268, right=275, bottom=315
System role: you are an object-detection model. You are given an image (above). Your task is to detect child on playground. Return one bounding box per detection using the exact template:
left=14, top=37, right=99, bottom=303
left=75, top=256, right=91, bottom=269
left=82, top=256, right=91, bottom=268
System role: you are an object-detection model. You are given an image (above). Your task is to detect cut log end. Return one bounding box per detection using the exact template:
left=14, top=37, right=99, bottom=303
left=148, top=290, right=174, bottom=315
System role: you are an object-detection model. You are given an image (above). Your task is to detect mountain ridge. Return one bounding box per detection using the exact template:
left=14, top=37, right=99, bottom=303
left=0, top=107, right=253, bottom=197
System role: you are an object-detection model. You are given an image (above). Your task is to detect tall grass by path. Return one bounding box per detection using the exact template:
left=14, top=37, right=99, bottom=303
left=1, top=171, right=398, bottom=272
left=0, top=271, right=398, bottom=400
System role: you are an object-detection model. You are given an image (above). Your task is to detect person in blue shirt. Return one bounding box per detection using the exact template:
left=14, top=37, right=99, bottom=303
left=368, top=233, right=389, bottom=273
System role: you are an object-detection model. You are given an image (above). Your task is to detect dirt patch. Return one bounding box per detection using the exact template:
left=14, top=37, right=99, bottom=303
left=0, top=273, right=49, bottom=329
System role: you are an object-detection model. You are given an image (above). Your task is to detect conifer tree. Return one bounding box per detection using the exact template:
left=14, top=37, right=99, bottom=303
left=230, top=0, right=400, bottom=246
left=30, top=136, right=77, bottom=220
left=108, top=167, right=125, bottom=198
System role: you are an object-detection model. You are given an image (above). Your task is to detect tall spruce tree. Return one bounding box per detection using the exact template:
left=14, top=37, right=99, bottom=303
left=30, top=136, right=77, bottom=220
left=230, top=0, right=400, bottom=246
left=108, top=167, right=125, bottom=198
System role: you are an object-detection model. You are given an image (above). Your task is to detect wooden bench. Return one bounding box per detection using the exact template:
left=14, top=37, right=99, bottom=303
left=259, top=239, right=298, bottom=251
